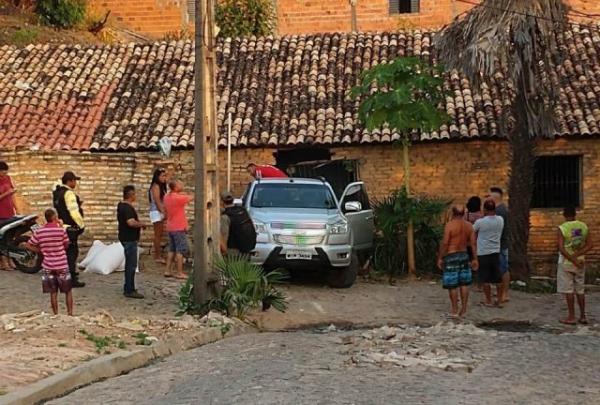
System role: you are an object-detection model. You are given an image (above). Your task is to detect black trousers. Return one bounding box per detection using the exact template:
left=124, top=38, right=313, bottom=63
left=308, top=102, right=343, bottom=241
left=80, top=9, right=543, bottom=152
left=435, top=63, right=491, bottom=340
left=66, top=229, right=81, bottom=281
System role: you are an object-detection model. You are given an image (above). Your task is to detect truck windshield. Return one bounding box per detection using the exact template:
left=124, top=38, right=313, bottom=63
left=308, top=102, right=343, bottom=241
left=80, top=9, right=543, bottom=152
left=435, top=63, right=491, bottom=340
left=251, top=183, right=337, bottom=209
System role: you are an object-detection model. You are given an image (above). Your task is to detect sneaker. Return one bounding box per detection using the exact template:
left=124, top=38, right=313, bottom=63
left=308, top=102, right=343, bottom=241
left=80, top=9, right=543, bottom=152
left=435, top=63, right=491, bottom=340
left=124, top=290, right=145, bottom=299
left=72, top=280, right=86, bottom=288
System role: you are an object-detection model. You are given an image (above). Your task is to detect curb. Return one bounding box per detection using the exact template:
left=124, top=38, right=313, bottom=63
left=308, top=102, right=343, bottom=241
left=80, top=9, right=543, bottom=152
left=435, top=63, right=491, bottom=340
left=0, top=324, right=252, bottom=405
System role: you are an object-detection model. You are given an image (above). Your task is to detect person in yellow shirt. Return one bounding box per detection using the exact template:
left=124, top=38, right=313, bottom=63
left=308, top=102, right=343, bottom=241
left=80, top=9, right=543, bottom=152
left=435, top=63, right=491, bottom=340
left=557, top=206, right=593, bottom=325
left=53, top=172, right=86, bottom=288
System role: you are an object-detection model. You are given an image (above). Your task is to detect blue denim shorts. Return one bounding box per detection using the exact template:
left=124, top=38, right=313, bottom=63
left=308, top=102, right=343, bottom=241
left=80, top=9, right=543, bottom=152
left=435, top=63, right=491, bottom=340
left=168, top=231, right=189, bottom=254
left=499, top=249, right=509, bottom=274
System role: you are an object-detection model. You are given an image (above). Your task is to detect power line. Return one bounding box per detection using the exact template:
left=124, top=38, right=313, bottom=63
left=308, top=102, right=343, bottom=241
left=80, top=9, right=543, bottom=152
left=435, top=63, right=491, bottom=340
left=454, top=0, right=600, bottom=31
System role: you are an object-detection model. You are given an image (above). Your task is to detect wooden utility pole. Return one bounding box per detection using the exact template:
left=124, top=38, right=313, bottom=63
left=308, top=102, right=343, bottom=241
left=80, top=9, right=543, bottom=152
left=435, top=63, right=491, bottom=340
left=193, top=0, right=220, bottom=305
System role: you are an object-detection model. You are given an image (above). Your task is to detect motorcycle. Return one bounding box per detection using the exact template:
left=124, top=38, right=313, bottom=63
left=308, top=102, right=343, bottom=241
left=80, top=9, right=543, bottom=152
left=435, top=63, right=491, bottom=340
left=0, top=215, right=43, bottom=274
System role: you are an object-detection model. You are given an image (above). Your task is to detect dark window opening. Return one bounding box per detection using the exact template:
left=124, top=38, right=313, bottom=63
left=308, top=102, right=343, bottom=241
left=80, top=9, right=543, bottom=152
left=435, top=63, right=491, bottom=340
left=275, top=148, right=359, bottom=199
left=389, top=0, right=420, bottom=14
left=532, top=156, right=582, bottom=209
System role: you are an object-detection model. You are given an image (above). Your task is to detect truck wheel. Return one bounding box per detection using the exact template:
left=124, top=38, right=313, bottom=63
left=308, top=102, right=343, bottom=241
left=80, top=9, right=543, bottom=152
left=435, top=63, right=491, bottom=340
left=327, top=253, right=358, bottom=288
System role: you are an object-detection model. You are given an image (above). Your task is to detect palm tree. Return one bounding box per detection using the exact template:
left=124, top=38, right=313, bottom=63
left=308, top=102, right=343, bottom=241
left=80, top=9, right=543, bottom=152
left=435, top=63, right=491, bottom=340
left=435, top=1, right=569, bottom=280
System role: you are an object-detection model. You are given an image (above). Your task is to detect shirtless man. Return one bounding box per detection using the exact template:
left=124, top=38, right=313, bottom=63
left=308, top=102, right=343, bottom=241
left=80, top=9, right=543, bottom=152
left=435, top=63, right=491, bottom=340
left=437, top=205, right=478, bottom=318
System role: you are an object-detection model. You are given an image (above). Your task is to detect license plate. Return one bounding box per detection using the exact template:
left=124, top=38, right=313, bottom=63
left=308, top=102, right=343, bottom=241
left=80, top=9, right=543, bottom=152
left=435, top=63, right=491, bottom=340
left=285, top=250, right=312, bottom=260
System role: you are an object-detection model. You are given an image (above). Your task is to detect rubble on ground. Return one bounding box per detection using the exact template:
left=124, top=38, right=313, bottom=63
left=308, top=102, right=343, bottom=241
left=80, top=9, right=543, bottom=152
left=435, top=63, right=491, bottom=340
left=342, top=323, right=496, bottom=372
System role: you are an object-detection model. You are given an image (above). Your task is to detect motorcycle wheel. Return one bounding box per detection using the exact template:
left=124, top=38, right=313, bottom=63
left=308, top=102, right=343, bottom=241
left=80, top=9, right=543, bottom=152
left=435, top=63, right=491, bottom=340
left=12, top=236, right=43, bottom=274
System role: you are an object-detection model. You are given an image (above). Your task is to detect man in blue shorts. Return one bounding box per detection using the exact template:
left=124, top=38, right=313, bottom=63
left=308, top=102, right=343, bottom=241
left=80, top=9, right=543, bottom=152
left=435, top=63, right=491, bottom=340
left=437, top=205, right=478, bottom=319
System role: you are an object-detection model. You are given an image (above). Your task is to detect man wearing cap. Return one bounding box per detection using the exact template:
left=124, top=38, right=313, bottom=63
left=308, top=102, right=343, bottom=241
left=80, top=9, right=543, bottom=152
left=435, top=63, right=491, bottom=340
left=53, top=171, right=85, bottom=288
left=220, top=191, right=256, bottom=256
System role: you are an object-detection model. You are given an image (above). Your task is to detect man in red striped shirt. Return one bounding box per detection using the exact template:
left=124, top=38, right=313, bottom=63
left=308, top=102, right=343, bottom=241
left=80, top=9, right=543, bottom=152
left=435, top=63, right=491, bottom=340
left=26, top=209, right=74, bottom=316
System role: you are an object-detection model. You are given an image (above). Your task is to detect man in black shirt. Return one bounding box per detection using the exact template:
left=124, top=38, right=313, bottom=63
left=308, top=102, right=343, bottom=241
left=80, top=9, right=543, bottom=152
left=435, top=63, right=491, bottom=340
left=117, top=185, right=146, bottom=299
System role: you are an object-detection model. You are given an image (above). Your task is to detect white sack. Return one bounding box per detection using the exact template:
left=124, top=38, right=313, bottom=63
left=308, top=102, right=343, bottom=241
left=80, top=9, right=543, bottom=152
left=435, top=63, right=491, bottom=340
left=79, top=240, right=107, bottom=269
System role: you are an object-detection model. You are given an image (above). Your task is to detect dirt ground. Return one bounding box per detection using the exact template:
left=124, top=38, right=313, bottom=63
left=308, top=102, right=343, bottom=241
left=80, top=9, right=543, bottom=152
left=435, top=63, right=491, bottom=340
left=1, top=257, right=598, bottom=395
left=0, top=255, right=192, bottom=394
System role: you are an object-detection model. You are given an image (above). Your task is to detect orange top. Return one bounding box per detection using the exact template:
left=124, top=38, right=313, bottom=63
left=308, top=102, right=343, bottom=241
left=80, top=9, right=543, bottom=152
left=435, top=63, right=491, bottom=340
left=164, top=192, right=192, bottom=232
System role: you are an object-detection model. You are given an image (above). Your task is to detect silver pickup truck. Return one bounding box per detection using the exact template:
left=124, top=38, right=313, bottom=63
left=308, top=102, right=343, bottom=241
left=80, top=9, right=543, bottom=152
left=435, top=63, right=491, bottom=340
left=238, top=178, right=374, bottom=288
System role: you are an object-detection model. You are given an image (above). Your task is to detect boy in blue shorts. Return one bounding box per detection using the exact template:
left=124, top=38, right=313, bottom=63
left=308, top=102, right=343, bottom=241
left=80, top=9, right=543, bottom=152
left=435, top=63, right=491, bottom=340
left=437, top=205, right=478, bottom=319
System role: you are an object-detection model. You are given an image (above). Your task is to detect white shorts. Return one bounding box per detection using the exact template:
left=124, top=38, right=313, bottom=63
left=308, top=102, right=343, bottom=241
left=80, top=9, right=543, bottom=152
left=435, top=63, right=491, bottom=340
left=149, top=210, right=164, bottom=224
left=557, top=262, right=585, bottom=295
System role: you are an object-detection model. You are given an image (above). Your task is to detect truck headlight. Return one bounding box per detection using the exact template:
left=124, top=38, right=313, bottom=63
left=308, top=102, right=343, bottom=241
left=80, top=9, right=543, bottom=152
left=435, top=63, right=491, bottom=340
left=254, top=221, right=268, bottom=234
left=329, top=221, right=348, bottom=234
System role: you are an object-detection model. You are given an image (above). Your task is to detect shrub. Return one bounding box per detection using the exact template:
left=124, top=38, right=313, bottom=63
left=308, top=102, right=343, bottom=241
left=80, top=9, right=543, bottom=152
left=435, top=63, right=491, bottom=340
left=36, top=0, right=86, bottom=29
left=215, top=0, right=275, bottom=38
left=177, top=255, right=288, bottom=318
left=372, top=188, right=449, bottom=280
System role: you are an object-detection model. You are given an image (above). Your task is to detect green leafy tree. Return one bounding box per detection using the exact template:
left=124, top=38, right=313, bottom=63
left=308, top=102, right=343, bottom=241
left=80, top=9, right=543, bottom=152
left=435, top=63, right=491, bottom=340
left=36, top=0, right=86, bottom=29
left=351, top=56, right=448, bottom=276
left=215, top=0, right=276, bottom=38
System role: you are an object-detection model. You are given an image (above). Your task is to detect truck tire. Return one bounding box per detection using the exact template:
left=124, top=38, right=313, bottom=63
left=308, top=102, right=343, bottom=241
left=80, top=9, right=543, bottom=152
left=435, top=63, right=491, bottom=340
left=327, top=253, right=358, bottom=288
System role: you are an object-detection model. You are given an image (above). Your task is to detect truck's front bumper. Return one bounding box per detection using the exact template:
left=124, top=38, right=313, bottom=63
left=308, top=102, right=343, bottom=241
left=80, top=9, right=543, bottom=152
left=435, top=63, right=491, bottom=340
left=251, top=243, right=352, bottom=269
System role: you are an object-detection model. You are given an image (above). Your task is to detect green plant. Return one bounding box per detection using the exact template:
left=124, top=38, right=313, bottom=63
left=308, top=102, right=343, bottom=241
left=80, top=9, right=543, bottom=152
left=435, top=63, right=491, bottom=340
left=11, top=27, right=39, bottom=46
left=79, top=330, right=127, bottom=352
left=351, top=57, right=448, bottom=276
left=79, top=329, right=113, bottom=353
left=204, top=255, right=288, bottom=319
left=36, top=0, right=86, bottom=29
left=133, top=332, right=152, bottom=346
left=215, top=0, right=275, bottom=38
left=372, top=188, right=449, bottom=280
left=177, top=275, right=200, bottom=316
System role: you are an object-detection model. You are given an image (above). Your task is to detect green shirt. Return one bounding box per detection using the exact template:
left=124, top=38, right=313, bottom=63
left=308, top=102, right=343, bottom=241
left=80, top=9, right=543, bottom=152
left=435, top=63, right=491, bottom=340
left=559, top=220, right=588, bottom=256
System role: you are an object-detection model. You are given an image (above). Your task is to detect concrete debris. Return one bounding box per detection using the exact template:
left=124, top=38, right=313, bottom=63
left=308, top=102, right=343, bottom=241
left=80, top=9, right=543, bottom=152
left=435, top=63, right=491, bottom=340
left=200, top=311, right=235, bottom=327
left=169, top=315, right=201, bottom=330
left=346, top=323, right=492, bottom=372
left=115, top=320, right=147, bottom=332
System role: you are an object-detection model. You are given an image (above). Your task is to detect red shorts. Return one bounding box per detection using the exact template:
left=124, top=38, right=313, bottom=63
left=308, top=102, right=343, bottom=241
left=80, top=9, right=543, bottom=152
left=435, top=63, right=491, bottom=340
left=41, top=269, right=72, bottom=294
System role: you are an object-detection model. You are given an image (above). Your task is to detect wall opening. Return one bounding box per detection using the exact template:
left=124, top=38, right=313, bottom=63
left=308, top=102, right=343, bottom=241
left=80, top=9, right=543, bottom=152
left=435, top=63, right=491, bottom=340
left=275, top=148, right=359, bottom=198
left=532, top=155, right=582, bottom=208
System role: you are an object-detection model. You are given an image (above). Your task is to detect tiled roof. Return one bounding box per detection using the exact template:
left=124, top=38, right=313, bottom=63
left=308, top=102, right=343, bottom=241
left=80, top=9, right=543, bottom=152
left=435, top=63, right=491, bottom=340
left=0, top=27, right=599, bottom=151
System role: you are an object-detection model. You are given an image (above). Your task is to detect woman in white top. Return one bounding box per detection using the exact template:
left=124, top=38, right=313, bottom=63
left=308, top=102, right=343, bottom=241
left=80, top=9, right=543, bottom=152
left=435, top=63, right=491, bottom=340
left=149, top=168, right=168, bottom=264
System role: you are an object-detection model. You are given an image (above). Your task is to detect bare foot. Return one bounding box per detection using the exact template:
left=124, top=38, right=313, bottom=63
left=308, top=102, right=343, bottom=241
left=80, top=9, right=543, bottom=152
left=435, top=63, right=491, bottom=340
left=559, top=318, right=577, bottom=325
left=155, top=258, right=167, bottom=265
left=478, top=301, right=494, bottom=308
left=174, top=273, right=188, bottom=280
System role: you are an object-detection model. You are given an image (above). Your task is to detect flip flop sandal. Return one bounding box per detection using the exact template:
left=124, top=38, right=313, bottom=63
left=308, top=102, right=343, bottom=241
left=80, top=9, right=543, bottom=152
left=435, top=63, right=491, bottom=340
left=559, top=319, right=577, bottom=325
left=163, top=273, right=174, bottom=278
left=579, top=319, right=589, bottom=325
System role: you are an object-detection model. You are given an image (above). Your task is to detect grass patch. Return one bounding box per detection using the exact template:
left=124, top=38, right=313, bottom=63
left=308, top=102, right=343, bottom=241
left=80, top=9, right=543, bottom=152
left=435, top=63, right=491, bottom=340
left=79, top=329, right=127, bottom=353
left=11, top=26, right=39, bottom=46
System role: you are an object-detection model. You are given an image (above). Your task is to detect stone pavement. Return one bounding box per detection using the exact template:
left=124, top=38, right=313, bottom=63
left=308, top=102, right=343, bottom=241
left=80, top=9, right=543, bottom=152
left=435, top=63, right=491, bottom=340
left=2, top=259, right=599, bottom=397
left=50, top=323, right=600, bottom=404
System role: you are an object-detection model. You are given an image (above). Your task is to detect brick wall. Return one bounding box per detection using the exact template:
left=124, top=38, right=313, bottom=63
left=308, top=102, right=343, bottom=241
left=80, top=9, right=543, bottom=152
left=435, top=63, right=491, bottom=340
left=97, top=0, right=188, bottom=38
left=97, top=0, right=600, bottom=38
left=2, top=137, right=599, bottom=275
left=276, top=0, right=600, bottom=35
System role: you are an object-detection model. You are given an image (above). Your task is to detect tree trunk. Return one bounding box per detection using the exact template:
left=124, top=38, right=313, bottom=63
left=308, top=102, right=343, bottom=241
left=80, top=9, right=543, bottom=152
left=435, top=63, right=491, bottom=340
left=403, top=142, right=417, bottom=277
left=507, top=89, right=536, bottom=281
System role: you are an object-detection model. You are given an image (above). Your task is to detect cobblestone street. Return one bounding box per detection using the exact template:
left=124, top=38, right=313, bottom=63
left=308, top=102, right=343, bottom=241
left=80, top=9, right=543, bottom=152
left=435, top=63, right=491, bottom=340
left=51, top=322, right=600, bottom=405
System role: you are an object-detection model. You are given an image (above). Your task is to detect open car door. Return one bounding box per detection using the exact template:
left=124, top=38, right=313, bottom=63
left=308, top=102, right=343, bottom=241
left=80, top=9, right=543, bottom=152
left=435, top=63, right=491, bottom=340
left=340, top=182, right=374, bottom=251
